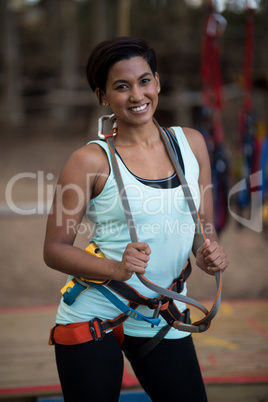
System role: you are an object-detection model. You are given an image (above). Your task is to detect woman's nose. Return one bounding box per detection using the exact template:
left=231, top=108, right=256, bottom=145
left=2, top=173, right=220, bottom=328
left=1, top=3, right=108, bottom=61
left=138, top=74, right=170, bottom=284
left=129, top=86, right=143, bottom=102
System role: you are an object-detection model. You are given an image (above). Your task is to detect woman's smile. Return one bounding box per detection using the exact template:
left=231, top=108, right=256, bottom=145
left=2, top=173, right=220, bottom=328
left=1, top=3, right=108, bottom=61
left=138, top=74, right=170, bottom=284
left=128, top=103, right=149, bottom=113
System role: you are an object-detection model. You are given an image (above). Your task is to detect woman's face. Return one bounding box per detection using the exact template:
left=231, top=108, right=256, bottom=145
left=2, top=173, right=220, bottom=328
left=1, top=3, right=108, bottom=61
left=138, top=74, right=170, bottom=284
left=100, top=56, right=160, bottom=128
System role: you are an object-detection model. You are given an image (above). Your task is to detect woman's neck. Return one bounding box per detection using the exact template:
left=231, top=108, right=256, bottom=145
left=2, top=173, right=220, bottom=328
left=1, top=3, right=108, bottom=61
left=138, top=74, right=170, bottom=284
left=115, top=119, right=160, bottom=148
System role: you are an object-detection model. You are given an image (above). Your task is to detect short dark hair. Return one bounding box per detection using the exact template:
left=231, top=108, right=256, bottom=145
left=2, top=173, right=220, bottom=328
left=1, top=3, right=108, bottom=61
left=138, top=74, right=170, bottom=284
left=86, top=37, right=157, bottom=104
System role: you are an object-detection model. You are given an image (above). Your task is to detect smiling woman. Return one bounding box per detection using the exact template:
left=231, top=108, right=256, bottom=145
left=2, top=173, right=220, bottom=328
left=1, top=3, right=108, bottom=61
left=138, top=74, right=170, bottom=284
left=43, top=36, right=228, bottom=402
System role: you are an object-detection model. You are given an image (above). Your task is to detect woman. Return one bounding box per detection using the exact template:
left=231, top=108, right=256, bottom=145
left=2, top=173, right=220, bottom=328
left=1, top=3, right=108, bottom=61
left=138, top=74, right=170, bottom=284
left=44, top=37, right=229, bottom=402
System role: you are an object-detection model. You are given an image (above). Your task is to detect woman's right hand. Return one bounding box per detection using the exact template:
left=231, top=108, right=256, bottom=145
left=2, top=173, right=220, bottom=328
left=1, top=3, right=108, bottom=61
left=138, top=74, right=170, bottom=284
left=114, top=242, right=151, bottom=281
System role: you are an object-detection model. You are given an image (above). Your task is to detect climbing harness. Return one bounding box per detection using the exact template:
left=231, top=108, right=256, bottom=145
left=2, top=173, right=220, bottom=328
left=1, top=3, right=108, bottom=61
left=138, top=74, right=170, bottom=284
left=50, top=115, right=222, bottom=357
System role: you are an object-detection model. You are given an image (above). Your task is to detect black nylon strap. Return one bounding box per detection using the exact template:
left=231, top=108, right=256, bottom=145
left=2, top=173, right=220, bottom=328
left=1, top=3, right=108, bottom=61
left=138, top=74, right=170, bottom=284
left=106, top=263, right=191, bottom=306
left=124, top=325, right=171, bottom=363
left=124, top=307, right=190, bottom=362
left=100, top=302, right=138, bottom=333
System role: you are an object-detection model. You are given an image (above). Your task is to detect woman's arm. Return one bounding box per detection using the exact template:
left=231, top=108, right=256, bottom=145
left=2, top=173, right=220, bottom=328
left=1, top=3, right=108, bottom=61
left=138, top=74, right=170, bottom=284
left=183, top=127, right=229, bottom=275
left=43, top=144, right=150, bottom=282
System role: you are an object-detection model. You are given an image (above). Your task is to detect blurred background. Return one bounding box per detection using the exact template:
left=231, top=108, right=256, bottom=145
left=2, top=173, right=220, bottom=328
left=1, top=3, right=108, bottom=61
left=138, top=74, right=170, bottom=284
left=0, top=0, right=268, bottom=306
left=0, top=1, right=268, bottom=400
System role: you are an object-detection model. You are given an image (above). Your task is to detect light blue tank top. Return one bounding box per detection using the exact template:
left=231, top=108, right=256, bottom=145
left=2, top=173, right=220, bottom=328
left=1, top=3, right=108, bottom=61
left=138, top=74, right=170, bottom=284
left=55, top=127, right=200, bottom=339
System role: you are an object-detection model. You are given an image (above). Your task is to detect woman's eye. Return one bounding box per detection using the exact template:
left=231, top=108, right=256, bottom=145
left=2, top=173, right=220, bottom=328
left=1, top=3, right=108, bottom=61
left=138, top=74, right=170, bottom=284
left=115, top=84, right=128, bottom=90
left=140, top=78, right=150, bottom=85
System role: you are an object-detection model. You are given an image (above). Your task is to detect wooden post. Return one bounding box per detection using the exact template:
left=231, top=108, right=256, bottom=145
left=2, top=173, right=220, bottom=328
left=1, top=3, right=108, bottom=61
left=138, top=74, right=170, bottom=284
left=51, top=0, right=79, bottom=131
left=117, top=0, right=131, bottom=37
left=0, top=0, right=25, bottom=128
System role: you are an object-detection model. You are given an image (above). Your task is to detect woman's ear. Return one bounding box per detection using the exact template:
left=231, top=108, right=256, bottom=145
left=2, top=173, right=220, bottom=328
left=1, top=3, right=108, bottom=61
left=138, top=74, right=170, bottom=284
left=155, top=72, right=161, bottom=94
left=95, top=88, right=109, bottom=106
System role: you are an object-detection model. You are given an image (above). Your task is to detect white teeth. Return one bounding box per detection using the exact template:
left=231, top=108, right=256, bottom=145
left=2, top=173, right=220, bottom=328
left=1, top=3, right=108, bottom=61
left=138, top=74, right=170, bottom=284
left=130, top=104, right=147, bottom=112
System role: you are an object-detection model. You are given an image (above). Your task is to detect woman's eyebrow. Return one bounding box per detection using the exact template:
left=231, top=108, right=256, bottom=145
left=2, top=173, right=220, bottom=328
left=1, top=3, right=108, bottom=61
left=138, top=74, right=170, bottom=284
left=112, top=72, right=152, bottom=87
left=139, top=72, right=152, bottom=80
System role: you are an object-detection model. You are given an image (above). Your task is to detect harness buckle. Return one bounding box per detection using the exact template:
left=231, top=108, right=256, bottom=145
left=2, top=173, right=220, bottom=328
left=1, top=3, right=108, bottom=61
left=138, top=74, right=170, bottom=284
left=151, top=300, right=162, bottom=328
left=89, top=318, right=105, bottom=341
left=146, top=298, right=158, bottom=309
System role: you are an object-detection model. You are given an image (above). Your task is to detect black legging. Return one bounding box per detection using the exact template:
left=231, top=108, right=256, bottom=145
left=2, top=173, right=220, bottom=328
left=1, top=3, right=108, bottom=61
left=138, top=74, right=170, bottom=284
left=55, top=332, right=207, bottom=402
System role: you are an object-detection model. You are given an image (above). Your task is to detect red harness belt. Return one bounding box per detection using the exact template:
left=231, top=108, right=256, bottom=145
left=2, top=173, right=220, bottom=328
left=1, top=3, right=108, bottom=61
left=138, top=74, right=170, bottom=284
left=49, top=318, right=125, bottom=346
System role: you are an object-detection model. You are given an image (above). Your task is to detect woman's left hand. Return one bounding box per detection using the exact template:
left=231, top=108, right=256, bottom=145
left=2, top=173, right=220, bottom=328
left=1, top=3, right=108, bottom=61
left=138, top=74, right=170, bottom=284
left=196, top=238, right=229, bottom=276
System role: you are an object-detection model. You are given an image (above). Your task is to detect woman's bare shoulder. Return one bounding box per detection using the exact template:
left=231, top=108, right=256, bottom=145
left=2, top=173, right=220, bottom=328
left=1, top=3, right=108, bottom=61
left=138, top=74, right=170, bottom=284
left=59, top=142, right=109, bottom=181
left=70, top=142, right=108, bottom=166
left=169, top=126, right=204, bottom=144
left=181, top=127, right=205, bottom=144
left=181, top=127, right=208, bottom=163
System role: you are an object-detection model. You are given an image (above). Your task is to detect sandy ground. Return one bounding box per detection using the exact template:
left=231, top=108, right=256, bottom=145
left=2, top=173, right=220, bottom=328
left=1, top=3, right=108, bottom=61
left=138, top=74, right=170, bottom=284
left=0, top=134, right=267, bottom=308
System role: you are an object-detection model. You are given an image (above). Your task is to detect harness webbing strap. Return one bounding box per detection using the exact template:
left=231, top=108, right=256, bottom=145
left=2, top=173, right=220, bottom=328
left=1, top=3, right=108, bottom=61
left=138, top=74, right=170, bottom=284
left=159, top=125, right=223, bottom=328
left=105, top=137, right=138, bottom=243
left=104, top=120, right=222, bottom=333
left=76, top=278, right=160, bottom=326
left=106, top=262, right=190, bottom=306
left=160, top=126, right=206, bottom=241
left=106, top=265, right=191, bottom=327
left=124, top=324, right=171, bottom=363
